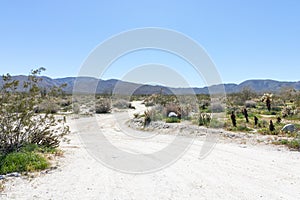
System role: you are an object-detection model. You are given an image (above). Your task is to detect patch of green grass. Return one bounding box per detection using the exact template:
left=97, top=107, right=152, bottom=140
left=275, top=139, right=300, bottom=150
left=0, top=151, right=49, bottom=174
left=0, top=144, right=59, bottom=175
left=20, top=144, right=58, bottom=154
left=258, top=127, right=279, bottom=135
left=228, top=125, right=252, bottom=132
left=165, top=117, right=181, bottom=123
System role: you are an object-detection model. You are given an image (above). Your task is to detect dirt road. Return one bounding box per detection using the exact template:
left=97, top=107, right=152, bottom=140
left=2, top=102, right=300, bottom=200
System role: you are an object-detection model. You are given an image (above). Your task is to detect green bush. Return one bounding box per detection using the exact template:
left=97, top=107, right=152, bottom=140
left=0, top=151, right=49, bottom=174
left=165, top=117, right=181, bottom=123
left=198, top=113, right=211, bottom=126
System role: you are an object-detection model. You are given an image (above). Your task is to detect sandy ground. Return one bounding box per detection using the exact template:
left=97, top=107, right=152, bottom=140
left=1, top=101, right=300, bottom=200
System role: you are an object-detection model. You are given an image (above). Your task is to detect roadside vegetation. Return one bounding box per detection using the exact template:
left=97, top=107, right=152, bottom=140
left=0, top=68, right=69, bottom=176
left=127, top=87, right=300, bottom=150
left=58, top=86, right=300, bottom=151
left=1, top=68, right=299, bottom=179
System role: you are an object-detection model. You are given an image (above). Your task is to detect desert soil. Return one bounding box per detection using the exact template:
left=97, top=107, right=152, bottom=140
left=1, top=101, right=300, bottom=200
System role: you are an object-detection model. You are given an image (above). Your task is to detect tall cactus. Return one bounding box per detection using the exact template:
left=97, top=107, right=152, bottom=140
left=261, top=93, right=273, bottom=112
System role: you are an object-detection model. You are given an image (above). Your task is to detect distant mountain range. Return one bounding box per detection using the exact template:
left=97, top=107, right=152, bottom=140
left=1, top=75, right=300, bottom=95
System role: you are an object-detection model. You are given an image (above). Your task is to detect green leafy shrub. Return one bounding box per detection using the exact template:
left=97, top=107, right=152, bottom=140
left=165, top=117, right=181, bottom=123
left=0, top=151, right=49, bottom=174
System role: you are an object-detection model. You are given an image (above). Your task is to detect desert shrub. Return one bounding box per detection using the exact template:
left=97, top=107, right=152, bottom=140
left=228, top=125, right=252, bottom=132
left=163, top=103, right=180, bottom=117
left=35, top=100, right=60, bottom=114
left=209, top=118, right=224, bottom=128
left=60, top=99, right=72, bottom=107
left=287, top=139, right=300, bottom=149
left=144, top=101, right=155, bottom=107
left=209, top=102, right=225, bottom=113
left=199, top=99, right=210, bottom=110
left=198, top=113, right=211, bottom=126
left=143, top=110, right=151, bottom=127
left=0, top=68, right=70, bottom=154
left=258, top=127, right=279, bottom=135
left=165, top=117, right=180, bottom=123
left=73, top=103, right=80, bottom=114
left=146, top=106, right=164, bottom=121
left=237, top=125, right=252, bottom=132
left=95, top=99, right=111, bottom=113
left=245, top=100, right=256, bottom=108
left=179, top=104, right=192, bottom=119
left=113, top=99, right=130, bottom=109
left=278, top=139, right=300, bottom=150
left=281, top=106, right=294, bottom=117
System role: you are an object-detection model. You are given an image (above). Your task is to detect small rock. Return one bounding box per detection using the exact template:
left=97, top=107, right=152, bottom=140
left=168, top=112, right=178, bottom=118
left=0, top=175, right=5, bottom=180
left=6, top=172, right=21, bottom=177
left=281, top=124, right=296, bottom=133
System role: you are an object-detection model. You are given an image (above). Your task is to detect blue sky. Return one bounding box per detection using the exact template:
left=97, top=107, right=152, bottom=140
left=0, top=0, right=299, bottom=87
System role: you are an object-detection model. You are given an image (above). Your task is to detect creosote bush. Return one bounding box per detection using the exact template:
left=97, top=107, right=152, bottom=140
left=95, top=98, right=111, bottom=113
left=113, top=99, right=131, bottom=109
left=0, top=68, right=70, bottom=155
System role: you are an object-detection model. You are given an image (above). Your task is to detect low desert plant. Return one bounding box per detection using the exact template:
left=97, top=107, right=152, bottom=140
left=34, top=100, right=60, bottom=114
left=143, top=110, right=151, bottom=127
left=198, top=113, right=211, bottom=126
left=0, top=150, right=49, bottom=174
left=209, top=118, right=224, bottom=128
left=165, top=117, right=180, bottom=123
left=113, top=99, right=130, bottom=109
left=73, top=103, right=81, bottom=114
left=209, top=102, right=225, bottom=113
left=245, top=100, right=257, bottom=108
left=277, top=139, right=300, bottom=150
left=95, top=99, right=111, bottom=113
left=163, top=103, right=180, bottom=117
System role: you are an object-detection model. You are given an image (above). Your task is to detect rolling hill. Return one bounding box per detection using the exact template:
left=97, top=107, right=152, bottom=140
left=1, top=76, right=300, bottom=95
